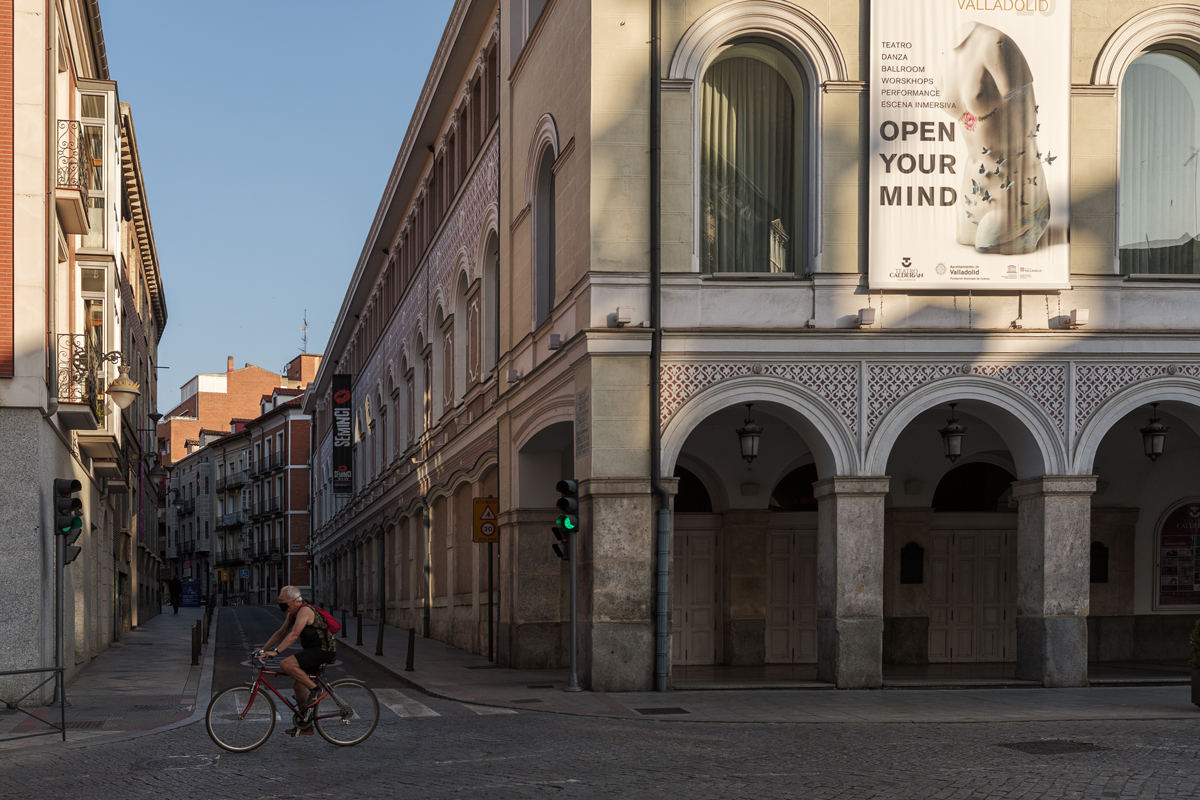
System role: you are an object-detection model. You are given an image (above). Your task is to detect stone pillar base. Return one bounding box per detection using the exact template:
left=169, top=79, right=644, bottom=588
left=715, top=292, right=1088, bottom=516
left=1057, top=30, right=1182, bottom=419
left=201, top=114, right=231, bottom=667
left=817, top=618, right=883, bottom=688
left=1016, top=616, right=1088, bottom=687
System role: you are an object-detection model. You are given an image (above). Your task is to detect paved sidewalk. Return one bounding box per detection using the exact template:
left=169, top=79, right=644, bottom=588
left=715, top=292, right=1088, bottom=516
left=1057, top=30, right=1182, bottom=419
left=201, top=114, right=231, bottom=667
left=0, top=606, right=215, bottom=753
left=337, top=615, right=1200, bottom=724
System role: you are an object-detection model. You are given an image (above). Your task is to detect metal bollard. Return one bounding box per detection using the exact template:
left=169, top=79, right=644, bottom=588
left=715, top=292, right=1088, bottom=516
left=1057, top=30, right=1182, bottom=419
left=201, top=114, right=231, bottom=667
left=341, top=609, right=347, bottom=639
left=405, top=627, right=415, bottom=672
left=202, top=612, right=210, bottom=645
left=191, top=623, right=200, bottom=666
left=356, top=613, right=363, bottom=646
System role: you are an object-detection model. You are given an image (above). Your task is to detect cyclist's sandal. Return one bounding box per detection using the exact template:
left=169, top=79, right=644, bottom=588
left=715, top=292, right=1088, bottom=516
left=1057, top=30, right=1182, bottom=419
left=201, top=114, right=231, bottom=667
left=300, top=689, right=328, bottom=709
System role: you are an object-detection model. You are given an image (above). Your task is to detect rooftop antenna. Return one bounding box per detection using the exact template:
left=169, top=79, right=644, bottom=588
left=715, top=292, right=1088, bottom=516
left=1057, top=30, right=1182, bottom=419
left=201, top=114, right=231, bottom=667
left=301, top=309, right=308, bottom=353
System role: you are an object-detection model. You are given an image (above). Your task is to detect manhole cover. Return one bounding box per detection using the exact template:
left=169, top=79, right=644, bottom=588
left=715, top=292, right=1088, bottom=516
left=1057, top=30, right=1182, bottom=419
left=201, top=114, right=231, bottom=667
left=135, top=755, right=219, bottom=772
left=999, top=740, right=1110, bottom=755
left=634, top=707, right=689, bottom=715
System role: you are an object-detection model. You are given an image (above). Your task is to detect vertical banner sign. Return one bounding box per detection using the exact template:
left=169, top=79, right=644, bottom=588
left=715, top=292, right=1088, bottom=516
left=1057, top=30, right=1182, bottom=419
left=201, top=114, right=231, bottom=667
left=473, top=497, right=500, bottom=544
left=332, top=374, right=353, bottom=495
left=869, top=0, right=1070, bottom=289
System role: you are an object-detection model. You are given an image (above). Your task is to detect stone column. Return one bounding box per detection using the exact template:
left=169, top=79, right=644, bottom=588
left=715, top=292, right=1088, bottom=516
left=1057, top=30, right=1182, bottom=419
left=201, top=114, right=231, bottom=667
left=1012, top=475, right=1096, bottom=687
left=814, top=476, right=890, bottom=688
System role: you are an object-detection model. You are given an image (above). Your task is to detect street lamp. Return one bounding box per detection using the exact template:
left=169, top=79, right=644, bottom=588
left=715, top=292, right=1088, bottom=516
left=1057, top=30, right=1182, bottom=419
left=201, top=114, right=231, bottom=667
left=736, top=403, right=762, bottom=465
left=939, top=403, right=967, bottom=462
left=1140, top=402, right=1168, bottom=462
left=105, top=363, right=141, bottom=410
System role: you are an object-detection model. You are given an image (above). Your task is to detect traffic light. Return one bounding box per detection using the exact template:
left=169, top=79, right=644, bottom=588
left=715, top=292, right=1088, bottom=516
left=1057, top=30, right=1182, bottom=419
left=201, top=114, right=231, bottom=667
left=53, top=478, right=84, bottom=565
left=551, top=480, right=579, bottom=561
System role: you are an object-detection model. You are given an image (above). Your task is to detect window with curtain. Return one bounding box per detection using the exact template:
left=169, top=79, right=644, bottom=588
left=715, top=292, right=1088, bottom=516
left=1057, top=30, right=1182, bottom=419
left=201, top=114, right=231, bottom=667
left=701, top=44, right=804, bottom=274
left=1120, top=51, right=1200, bottom=275
left=534, top=147, right=556, bottom=325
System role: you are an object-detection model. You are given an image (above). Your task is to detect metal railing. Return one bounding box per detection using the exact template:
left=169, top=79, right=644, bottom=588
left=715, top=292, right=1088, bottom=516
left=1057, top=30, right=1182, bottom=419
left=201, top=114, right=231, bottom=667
left=56, top=120, right=89, bottom=204
left=179, top=497, right=196, bottom=515
left=0, top=667, right=66, bottom=743
left=215, top=510, right=244, bottom=529
left=55, top=333, right=101, bottom=419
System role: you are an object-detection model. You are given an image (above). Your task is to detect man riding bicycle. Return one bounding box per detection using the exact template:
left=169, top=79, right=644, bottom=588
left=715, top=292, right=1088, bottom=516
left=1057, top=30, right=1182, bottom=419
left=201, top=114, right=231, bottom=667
left=257, top=586, right=336, bottom=736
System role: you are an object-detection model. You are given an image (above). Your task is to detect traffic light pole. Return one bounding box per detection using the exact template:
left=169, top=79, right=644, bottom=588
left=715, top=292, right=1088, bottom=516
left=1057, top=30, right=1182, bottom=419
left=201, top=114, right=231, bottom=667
left=52, top=531, right=64, bottom=706
left=566, top=527, right=581, bottom=692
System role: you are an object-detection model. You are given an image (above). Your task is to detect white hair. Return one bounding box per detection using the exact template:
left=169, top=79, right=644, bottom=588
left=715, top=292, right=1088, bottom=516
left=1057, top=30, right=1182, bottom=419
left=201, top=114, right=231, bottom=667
left=281, top=586, right=302, bottom=601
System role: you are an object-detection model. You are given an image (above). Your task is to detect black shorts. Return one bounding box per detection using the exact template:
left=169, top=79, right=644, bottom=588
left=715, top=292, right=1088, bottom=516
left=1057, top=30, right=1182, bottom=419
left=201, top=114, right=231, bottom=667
left=294, top=647, right=336, bottom=675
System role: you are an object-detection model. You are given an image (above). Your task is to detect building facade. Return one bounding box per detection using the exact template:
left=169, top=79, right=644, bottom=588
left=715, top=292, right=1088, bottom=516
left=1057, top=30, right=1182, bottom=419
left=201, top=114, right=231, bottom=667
left=167, top=356, right=317, bottom=604
left=308, top=0, right=1200, bottom=692
left=0, top=0, right=167, bottom=693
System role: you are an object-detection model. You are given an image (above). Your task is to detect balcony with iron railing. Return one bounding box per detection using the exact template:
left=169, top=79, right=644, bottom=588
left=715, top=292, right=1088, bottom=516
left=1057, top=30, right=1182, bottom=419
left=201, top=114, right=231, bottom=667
left=54, top=333, right=101, bottom=431
left=55, top=120, right=90, bottom=235
left=215, top=510, right=244, bottom=529
left=179, top=497, right=196, bottom=516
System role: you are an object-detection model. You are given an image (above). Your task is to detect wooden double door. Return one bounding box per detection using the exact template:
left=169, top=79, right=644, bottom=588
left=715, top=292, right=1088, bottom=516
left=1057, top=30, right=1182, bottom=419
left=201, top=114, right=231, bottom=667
left=672, top=516, right=720, bottom=665
left=765, top=516, right=818, bottom=664
left=928, top=516, right=1018, bottom=663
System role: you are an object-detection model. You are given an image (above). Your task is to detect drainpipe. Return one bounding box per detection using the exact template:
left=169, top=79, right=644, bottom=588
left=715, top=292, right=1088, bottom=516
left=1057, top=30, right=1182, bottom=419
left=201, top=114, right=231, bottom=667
left=649, top=0, right=671, bottom=693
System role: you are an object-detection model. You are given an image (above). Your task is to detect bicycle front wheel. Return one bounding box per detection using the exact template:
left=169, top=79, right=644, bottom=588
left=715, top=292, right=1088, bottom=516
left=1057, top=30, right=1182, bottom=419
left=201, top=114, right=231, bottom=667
left=314, top=680, right=378, bottom=746
left=206, top=686, right=276, bottom=752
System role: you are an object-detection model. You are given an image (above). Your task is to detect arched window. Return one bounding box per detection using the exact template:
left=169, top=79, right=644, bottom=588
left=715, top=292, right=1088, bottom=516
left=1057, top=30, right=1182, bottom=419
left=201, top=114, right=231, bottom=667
left=454, top=272, right=470, bottom=403
left=770, top=463, right=817, bottom=511
left=1120, top=51, right=1200, bottom=275
left=931, top=463, right=1015, bottom=513
left=534, top=146, right=556, bottom=326
left=481, top=231, right=500, bottom=377
left=673, top=466, right=713, bottom=513
left=701, top=43, right=805, bottom=274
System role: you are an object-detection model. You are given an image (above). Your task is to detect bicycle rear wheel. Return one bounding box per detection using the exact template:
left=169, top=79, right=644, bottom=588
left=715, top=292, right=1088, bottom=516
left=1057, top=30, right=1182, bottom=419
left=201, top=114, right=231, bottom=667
left=314, top=680, right=378, bottom=746
left=206, top=686, right=276, bottom=752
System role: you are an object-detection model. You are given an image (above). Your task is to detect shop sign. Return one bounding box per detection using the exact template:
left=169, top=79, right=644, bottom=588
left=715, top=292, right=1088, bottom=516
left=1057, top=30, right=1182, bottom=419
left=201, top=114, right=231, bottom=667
left=1159, top=503, right=1200, bottom=606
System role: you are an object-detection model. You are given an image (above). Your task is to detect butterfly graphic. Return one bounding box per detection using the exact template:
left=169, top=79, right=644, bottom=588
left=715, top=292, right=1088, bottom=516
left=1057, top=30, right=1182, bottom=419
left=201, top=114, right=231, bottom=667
left=981, top=146, right=991, bottom=155
left=979, top=164, right=987, bottom=175
left=1000, top=180, right=1014, bottom=190
left=1044, top=153, right=1057, bottom=165
left=972, top=180, right=981, bottom=195
left=996, top=157, right=1008, bottom=167
left=981, top=191, right=993, bottom=203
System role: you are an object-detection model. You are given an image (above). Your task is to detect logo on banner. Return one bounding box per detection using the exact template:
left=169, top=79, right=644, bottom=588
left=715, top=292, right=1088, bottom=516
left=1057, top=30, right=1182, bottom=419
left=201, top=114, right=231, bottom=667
left=332, top=374, right=354, bottom=494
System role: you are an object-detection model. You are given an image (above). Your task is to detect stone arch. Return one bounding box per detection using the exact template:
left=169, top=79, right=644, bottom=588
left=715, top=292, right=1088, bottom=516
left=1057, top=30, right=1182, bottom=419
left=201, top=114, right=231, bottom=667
left=1073, top=376, right=1200, bottom=474
left=865, top=376, right=1067, bottom=478
left=668, top=0, right=848, bottom=84
left=661, top=375, right=858, bottom=479
left=1093, top=4, right=1200, bottom=85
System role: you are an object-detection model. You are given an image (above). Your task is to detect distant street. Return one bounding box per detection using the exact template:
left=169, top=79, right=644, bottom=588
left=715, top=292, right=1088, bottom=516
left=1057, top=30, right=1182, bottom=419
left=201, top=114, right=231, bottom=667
left=1, top=606, right=1199, bottom=799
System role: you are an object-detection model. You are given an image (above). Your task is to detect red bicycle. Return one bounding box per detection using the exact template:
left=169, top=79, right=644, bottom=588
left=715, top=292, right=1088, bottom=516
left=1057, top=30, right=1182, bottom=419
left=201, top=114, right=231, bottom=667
left=205, top=653, right=379, bottom=752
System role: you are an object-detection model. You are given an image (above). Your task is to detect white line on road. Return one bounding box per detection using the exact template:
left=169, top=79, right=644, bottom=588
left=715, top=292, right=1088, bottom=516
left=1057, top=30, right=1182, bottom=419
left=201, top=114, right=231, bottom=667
left=461, top=703, right=518, bottom=716
left=376, top=688, right=441, bottom=718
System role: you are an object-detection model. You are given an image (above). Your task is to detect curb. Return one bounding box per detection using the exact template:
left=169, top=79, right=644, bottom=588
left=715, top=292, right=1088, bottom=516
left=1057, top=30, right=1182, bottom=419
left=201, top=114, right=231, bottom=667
left=0, top=612, right=218, bottom=758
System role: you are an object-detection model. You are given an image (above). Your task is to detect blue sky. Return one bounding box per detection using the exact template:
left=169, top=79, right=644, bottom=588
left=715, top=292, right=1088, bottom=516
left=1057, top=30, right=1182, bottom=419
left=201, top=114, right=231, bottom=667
left=100, top=1, right=456, bottom=410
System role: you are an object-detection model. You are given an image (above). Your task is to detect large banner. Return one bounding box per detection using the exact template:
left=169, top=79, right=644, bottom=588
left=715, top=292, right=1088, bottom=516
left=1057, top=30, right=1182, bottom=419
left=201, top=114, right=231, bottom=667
left=869, top=0, right=1070, bottom=290
left=331, top=374, right=353, bottom=495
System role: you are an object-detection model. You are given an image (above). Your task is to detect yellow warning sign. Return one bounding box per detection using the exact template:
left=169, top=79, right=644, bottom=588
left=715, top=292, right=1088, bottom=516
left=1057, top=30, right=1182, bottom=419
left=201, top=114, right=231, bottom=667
left=473, top=497, right=499, bottom=543
left=219, top=569, right=230, bottom=582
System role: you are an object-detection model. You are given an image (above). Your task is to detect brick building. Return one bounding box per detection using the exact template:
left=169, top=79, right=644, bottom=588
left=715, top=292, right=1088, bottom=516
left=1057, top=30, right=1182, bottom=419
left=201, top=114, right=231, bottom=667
left=166, top=356, right=318, bottom=603
left=156, top=353, right=320, bottom=466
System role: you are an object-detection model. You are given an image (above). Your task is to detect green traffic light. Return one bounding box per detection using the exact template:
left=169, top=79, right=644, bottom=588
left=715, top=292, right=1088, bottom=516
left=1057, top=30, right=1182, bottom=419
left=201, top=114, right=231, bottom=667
left=556, top=515, right=578, bottom=531
left=56, top=516, right=82, bottom=535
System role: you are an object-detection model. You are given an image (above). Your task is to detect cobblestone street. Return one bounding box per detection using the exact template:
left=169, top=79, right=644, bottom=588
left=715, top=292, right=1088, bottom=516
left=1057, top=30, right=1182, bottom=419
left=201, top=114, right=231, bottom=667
left=3, top=700, right=1200, bottom=799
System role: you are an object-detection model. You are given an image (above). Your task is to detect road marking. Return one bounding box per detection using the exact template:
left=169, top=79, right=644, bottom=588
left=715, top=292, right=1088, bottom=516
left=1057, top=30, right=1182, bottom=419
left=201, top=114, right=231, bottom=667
left=462, top=703, right=518, bottom=716
left=376, top=688, right=440, bottom=718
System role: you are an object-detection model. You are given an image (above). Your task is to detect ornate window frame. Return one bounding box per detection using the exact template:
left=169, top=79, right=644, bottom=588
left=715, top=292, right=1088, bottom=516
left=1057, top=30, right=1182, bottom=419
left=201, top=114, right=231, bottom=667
left=669, top=0, right=849, bottom=275
left=1092, top=4, right=1200, bottom=278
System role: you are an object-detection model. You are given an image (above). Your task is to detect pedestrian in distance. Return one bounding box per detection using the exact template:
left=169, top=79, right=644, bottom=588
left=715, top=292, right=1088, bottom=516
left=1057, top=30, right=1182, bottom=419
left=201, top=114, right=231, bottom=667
left=169, top=575, right=182, bottom=614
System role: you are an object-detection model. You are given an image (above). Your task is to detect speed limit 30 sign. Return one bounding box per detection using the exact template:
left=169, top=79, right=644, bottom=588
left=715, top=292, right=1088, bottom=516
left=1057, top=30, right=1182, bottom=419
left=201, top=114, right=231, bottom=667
left=473, top=497, right=499, bottom=543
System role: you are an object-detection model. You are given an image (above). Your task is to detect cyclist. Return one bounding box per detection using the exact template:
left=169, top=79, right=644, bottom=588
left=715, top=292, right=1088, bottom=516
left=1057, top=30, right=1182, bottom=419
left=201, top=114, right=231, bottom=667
left=257, top=586, right=336, bottom=736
